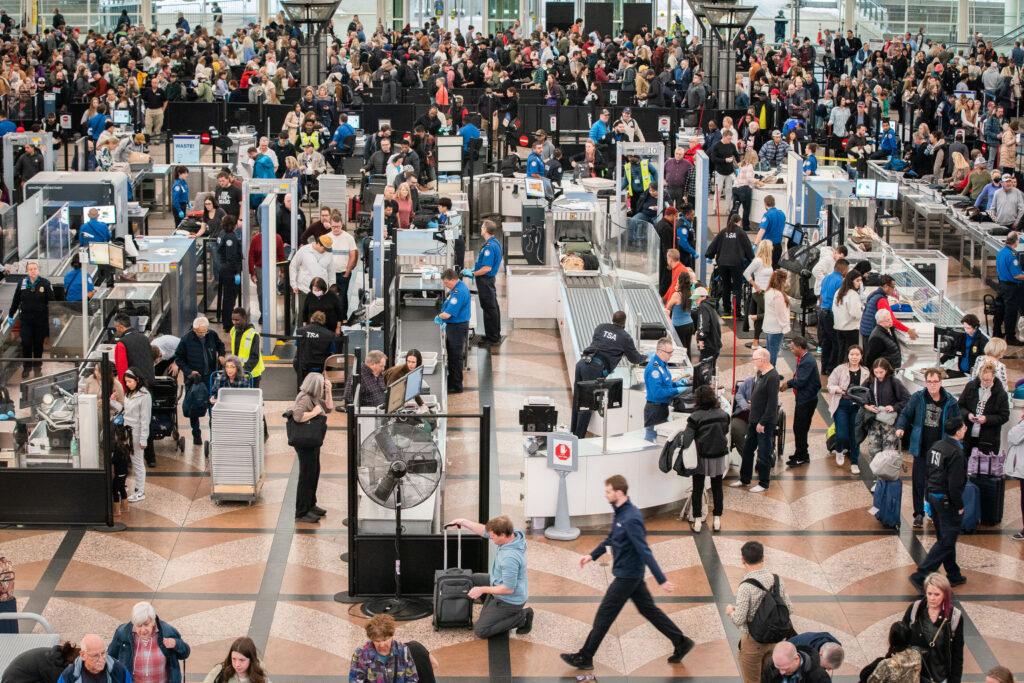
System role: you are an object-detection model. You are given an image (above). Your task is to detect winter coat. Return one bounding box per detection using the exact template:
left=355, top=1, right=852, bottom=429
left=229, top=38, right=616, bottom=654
left=895, top=388, right=960, bottom=457
left=865, top=325, right=901, bottom=369
left=2, top=645, right=69, bottom=683
left=121, top=388, right=152, bottom=446
left=826, top=363, right=868, bottom=414
left=108, top=617, right=190, bottom=683
left=174, top=330, right=226, bottom=381
left=863, top=648, right=922, bottom=683
left=957, top=377, right=1010, bottom=451
left=1004, top=418, right=1024, bottom=480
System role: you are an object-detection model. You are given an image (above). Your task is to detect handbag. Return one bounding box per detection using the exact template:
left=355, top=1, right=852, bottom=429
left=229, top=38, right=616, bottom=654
left=870, top=449, right=903, bottom=480
left=182, top=379, right=210, bottom=419
left=967, top=447, right=1005, bottom=477
left=875, top=409, right=898, bottom=425
left=284, top=411, right=328, bottom=448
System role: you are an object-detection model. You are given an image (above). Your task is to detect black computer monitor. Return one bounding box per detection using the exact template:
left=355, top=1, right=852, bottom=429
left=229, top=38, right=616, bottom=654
left=576, top=377, right=623, bottom=410
left=933, top=326, right=957, bottom=354
left=19, top=369, right=81, bottom=409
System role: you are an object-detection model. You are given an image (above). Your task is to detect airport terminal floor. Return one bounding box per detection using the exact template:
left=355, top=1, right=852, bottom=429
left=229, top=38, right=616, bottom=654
left=3, top=192, right=1023, bottom=681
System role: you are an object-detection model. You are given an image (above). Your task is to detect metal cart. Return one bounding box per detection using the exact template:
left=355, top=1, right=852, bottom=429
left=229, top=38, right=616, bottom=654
left=207, top=388, right=264, bottom=505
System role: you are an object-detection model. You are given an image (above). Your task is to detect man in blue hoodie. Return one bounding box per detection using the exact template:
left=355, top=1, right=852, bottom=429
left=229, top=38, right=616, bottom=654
left=449, top=515, right=533, bottom=638
left=58, top=634, right=132, bottom=683
left=561, top=475, right=694, bottom=670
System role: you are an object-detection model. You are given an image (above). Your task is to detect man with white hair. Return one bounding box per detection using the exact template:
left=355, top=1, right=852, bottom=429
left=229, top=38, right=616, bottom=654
left=760, top=641, right=831, bottom=683
left=789, top=631, right=845, bottom=673
left=57, top=634, right=131, bottom=683
left=174, top=316, right=226, bottom=445
left=107, top=601, right=191, bottom=682
left=865, top=309, right=902, bottom=370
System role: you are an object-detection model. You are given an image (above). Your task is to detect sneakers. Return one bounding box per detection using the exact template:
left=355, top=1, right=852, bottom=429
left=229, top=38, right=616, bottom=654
left=560, top=653, right=594, bottom=670
left=127, top=492, right=145, bottom=503
left=909, top=574, right=925, bottom=593
left=786, top=457, right=809, bottom=468
left=913, top=515, right=924, bottom=528
left=728, top=480, right=747, bottom=488
left=748, top=485, right=767, bottom=493
left=311, top=505, right=327, bottom=517
left=836, top=450, right=846, bottom=466
left=1012, top=532, right=1024, bottom=541
left=668, top=636, right=696, bottom=663
left=851, top=464, right=861, bottom=475
left=517, top=607, right=534, bottom=635
left=295, top=512, right=321, bottom=523
left=713, top=516, right=722, bottom=532
left=691, top=518, right=702, bottom=533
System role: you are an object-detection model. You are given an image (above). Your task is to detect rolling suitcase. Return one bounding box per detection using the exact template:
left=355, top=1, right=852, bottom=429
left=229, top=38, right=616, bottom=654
left=432, top=523, right=474, bottom=630
left=873, top=479, right=902, bottom=529
left=960, top=480, right=981, bottom=533
left=972, top=474, right=1006, bottom=526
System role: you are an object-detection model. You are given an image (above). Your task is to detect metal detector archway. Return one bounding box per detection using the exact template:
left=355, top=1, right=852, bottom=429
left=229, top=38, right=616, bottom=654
left=241, top=177, right=300, bottom=355
left=3, top=132, right=55, bottom=195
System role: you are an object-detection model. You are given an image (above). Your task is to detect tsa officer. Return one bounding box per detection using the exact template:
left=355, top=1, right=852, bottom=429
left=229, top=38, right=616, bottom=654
left=571, top=310, right=648, bottom=439
left=80, top=207, right=114, bottom=285
left=525, top=141, right=546, bottom=178
left=217, top=215, right=243, bottom=334
left=464, top=220, right=503, bottom=348
left=994, top=231, right=1024, bottom=345
left=643, top=337, right=687, bottom=441
left=8, top=260, right=54, bottom=378
left=171, top=165, right=191, bottom=224
left=436, top=268, right=472, bottom=394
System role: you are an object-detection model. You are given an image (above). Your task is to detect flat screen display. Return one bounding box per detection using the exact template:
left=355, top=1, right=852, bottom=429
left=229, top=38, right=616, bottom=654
left=876, top=181, right=899, bottom=200
left=83, top=205, right=116, bottom=223
left=855, top=179, right=877, bottom=198
left=112, top=109, right=131, bottom=125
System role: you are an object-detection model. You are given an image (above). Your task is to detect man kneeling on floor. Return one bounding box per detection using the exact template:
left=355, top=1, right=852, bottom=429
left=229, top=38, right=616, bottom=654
left=449, top=515, right=534, bottom=638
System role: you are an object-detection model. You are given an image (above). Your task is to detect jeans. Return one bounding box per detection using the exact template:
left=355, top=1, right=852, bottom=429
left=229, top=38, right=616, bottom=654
left=691, top=473, right=724, bottom=517
left=335, top=272, right=350, bottom=322
left=628, top=216, right=654, bottom=247
left=715, top=171, right=735, bottom=208
left=912, top=454, right=928, bottom=517
left=739, top=420, right=775, bottom=487
left=765, top=332, right=784, bottom=366
left=733, top=184, right=753, bottom=228
left=579, top=576, right=684, bottom=660
left=833, top=399, right=861, bottom=464
left=817, top=307, right=836, bottom=373
left=912, top=493, right=964, bottom=582
left=471, top=573, right=529, bottom=638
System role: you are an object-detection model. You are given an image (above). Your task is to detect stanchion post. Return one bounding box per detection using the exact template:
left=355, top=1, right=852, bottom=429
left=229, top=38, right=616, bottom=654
left=479, top=404, right=491, bottom=521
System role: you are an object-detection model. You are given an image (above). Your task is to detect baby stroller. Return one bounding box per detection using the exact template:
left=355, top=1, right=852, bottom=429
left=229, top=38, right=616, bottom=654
left=150, top=376, right=185, bottom=453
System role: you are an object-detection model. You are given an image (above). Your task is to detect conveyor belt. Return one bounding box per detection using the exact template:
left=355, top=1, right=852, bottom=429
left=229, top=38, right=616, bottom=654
left=621, top=283, right=666, bottom=327
left=564, top=276, right=613, bottom=353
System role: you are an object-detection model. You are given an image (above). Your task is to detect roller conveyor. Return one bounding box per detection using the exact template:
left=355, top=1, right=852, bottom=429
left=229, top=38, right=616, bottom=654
left=563, top=276, right=614, bottom=353
left=621, top=283, right=667, bottom=328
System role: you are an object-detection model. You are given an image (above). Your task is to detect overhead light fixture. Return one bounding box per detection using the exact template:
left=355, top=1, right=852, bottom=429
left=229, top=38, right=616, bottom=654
left=280, top=0, right=342, bottom=25
left=700, top=2, right=756, bottom=37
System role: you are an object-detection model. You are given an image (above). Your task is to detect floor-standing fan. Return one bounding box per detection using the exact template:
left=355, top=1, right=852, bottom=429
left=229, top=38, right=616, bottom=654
left=357, top=421, right=442, bottom=619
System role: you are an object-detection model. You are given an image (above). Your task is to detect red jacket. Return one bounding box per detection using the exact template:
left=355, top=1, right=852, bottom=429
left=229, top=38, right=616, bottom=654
left=247, top=232, right=286, bottom=278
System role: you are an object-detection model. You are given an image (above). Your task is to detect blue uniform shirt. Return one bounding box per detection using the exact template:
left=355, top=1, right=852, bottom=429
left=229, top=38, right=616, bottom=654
left=87, top=113, right=109, bottom=141
left=79, top=219, right=112, bottom=246
left=0, top=120, right=17, bottom=137
left=644, top=353, right=677, bottom=405
left=458, top=123, right=481, bottom=152
left=63, top=268, right=94, bottom=301
left=819, top=270, right=843, bottom=310
left=760, top=207, right=786, bottom=244
left=332, top=122, right=356, bottom=145
left=171, top=178, right=190, bottom=220
left=996, top=245, right=1023, bottom=282
left=803, top=154, right=818, bottom=176
left=441, top=280, right=471, bottom=323
left=675, top=217, right=698, bottom=259
left=474, top=237, right=503, bottom=276
left=525, top=152, right=545, bottom=177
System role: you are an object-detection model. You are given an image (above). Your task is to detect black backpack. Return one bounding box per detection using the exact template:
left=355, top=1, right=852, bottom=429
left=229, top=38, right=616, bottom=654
left=741, top=575, right=795, bottom=644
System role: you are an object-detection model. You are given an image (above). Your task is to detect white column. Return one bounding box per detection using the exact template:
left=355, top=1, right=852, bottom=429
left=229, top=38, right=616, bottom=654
left=1005, top=0, right=1020, bottom=34
left=957, top=0, right=968, bottom=42
left=140, top=0, right=151, bottom=29
left=259, top=0, right=268, bottom=25
left=843, top=0, right=856, bottom=31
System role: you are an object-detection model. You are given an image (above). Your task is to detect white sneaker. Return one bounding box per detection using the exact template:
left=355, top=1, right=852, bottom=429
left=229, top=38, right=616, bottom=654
left=691, top=518, right=702, bottom=533
left=127, top=492, right=145, bottom=503
left=748, top=485, right=767, bottom=493
left=713, top=516, right=722, bottom=531
left=836, top=451, right=846, bottom=466
left=851, top=464, right=861, bottom=475
left=728, top=480, right=746, bottom=488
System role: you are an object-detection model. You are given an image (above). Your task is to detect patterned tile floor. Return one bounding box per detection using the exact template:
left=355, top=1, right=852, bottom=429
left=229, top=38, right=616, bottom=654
left=4, top=221, right=1024, bottom=682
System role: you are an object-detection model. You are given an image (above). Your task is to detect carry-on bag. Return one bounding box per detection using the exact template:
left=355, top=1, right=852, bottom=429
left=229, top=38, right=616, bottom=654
left=961, top=480, right=981, bottom=533
left=972, top=474, right=1005, bottom=526
left=433, top=523, right=474, bottom=630
left=873, top=479, right=902, bottom=529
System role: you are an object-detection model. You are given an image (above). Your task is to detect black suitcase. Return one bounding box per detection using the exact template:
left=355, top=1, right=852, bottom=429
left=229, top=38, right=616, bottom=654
left=972, top=474, right=1006, bottom=526
left=432, top=524, right=474, bottom=630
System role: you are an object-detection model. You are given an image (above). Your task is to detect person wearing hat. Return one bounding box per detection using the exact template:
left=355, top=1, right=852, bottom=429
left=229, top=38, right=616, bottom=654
left=589, top=109, right=611, bottom=145
left=963, top=157, right=992, bottom=200
left=289, top=233, right=334, bottom=321
left=615, top=108, right=645, bottom=142
left=533, top=130, right=555, bottom=160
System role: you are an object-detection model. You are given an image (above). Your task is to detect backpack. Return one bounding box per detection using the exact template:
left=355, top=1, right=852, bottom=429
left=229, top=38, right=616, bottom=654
left=741, top=574, right=796, bottom=643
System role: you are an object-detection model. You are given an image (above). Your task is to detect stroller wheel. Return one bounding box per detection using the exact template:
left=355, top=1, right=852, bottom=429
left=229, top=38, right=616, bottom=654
left=177, top=436, right=185, bottom=453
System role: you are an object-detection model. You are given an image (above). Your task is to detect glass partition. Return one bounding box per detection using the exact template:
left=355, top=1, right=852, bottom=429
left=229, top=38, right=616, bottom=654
left=857, top=251, right=966, bottom=328
left=37, top=204, right=72, bottom=262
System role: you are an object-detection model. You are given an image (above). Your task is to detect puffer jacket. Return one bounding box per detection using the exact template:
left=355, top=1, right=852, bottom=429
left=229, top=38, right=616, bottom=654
left=864, top=648, right=923, bottom=683
left=680, top=407, right=730, bottom=459
left=1004, top=418, right=1024, bottom=480
left=122, top=388, right=152, bottom=446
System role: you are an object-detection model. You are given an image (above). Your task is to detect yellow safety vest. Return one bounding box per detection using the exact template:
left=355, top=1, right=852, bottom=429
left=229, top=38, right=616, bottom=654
left=299, top=130, right=321, bottom=150
left=230, top=326, right=264, bottom=378
left=624, top=160, right=652, bottom=195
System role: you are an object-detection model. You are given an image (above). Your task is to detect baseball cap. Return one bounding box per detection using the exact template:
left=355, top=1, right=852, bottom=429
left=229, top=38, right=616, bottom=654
left=693, top=286, right=709, bottom=298
left=317, top=234, right=333, bottom=249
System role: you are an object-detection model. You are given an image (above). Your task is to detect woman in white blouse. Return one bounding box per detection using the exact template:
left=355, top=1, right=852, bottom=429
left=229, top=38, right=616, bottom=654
left=763, top=269, right=791, bottom=366
left=743, top=240, right=774, bottom=350
left=971, top=337, right=1009, bottom=388
left=832, top=269, right=865, bottom=363
left=733, top=148, right=763, bottom=231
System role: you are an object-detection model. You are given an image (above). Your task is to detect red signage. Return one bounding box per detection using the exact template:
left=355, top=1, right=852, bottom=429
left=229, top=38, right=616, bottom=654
left=554, top=443, right=571, bottom=461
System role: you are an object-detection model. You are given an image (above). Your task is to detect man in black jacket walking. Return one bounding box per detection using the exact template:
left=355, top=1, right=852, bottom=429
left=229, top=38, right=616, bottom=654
left=561, top=475, right=694, bottom=670
left=694, top=287, right=723, bottom=377
left=910, top=415, right=969, bottom=591
left=571, top=311, right=648, bottom=438
left=734, top=348, right=780, bottom=492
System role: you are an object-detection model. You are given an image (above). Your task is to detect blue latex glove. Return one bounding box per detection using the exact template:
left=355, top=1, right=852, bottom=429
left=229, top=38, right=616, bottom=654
left=461, top=268, right=474, bottom=278
left=433, top=315, right=443, bottom=325
left=5, top=317, right=12, bottom=326
left=675, top=386, right=687, bottom=396
left=234, top=274, right=241, bottom=286
left=427, top=220, right=439, bottom=229
left=674, top=378, right=687, bottom=387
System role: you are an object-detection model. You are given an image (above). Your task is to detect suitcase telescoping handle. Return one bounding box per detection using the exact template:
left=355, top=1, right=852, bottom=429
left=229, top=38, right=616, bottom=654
left=443, top=522, right=463, bottom=569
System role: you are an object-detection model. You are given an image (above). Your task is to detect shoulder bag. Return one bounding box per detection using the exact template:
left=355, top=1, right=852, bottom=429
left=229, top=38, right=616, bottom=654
left=284, top=410, right=328, bottom=448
